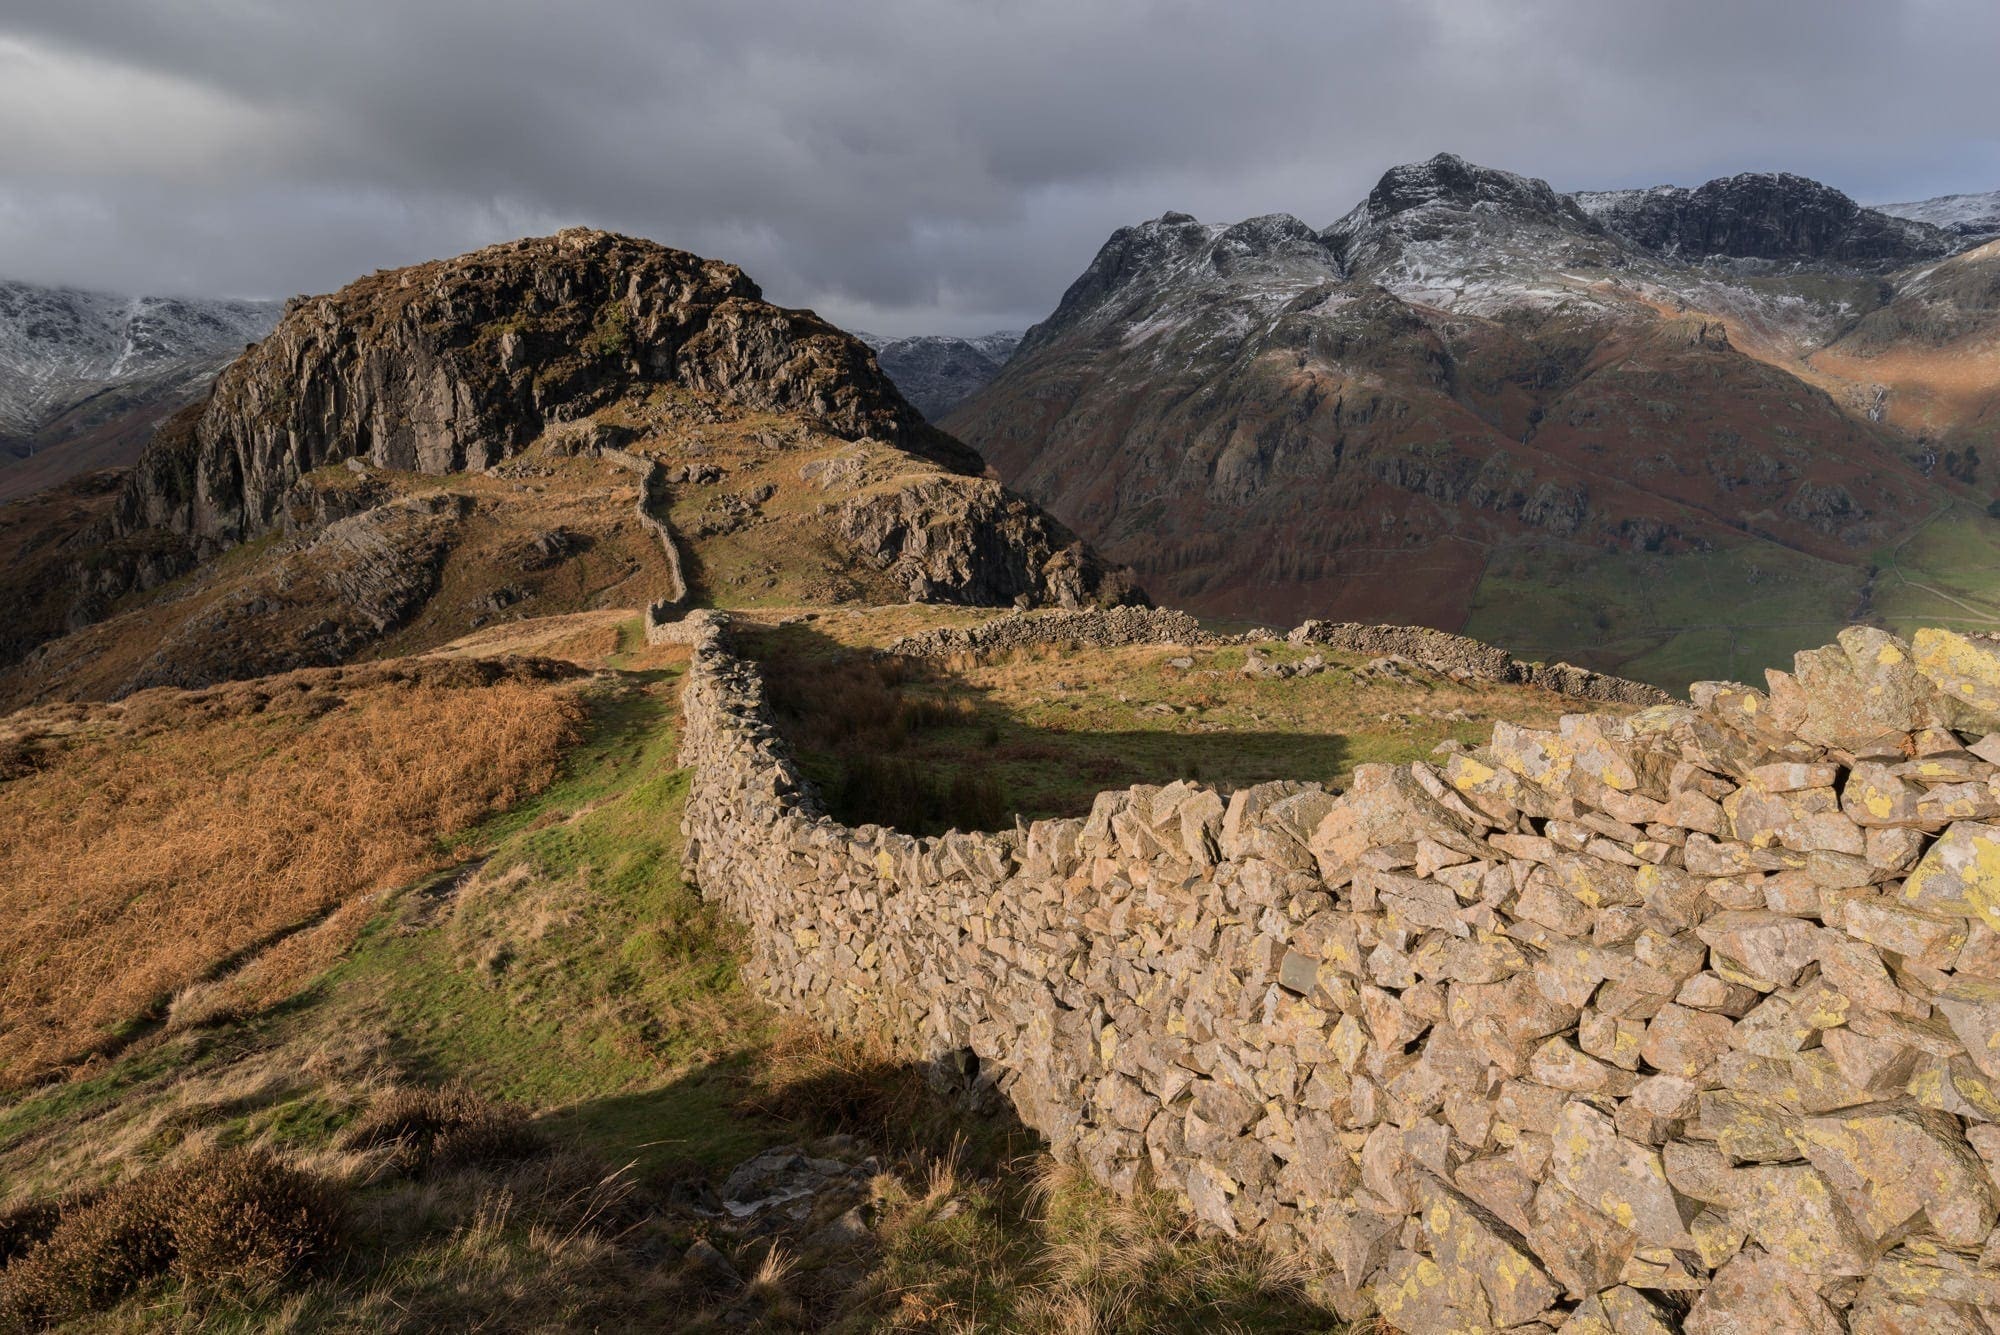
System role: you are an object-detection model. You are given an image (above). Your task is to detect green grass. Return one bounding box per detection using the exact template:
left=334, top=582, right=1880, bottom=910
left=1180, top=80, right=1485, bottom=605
left=1464, top=536, right=1865, bottom=694
left=1465, top=507, right=2000, bottom=694
left=296, top=666, right=785, bottom=1175
left=745, top=622, right=1576, bottom=833
left=1873, top=505, right=2000, bottom=636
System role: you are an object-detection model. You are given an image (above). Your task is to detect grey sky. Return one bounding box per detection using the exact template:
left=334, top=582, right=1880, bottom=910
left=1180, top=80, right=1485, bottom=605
left=1, top=0, right=1995, bottom=335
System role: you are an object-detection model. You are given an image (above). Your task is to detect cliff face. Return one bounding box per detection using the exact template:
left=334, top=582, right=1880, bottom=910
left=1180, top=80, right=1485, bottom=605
left=114, top=228, right=978, bottom=547
left=1577, top=172, right=1955, bottom=264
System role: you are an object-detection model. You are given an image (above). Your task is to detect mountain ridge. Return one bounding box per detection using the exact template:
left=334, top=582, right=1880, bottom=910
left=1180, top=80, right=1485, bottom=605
left=855, top=329, right=1022, bottom=419
left=947, top=153, right=2000, bottom=690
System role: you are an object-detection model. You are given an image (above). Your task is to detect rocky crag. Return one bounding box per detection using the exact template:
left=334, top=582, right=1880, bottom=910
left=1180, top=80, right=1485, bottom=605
left=0, top=231, right=1135, bottom=696
left=676, top=610, right=2000, bottom=1331
left=113, top=228, right=979, bottom=551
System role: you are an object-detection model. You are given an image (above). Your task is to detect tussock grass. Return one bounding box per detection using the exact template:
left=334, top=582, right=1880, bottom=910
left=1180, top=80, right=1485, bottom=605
left=840, top=1155, right=1335, bottom=1334
left=0, top=657, right=585, bottom=1086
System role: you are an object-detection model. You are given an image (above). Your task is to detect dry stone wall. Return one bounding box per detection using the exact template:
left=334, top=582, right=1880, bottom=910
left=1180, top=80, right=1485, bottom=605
left=596, top=446, right=692, bottom=642
left=1288, top=620, right=1671, bottom=707
left=677, top=613, right=2000, bottom=1332
left=889, top=607, right=1671, bottom=709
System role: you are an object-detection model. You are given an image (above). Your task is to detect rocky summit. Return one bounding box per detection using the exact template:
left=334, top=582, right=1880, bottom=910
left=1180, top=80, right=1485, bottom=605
left=115, top=229, right=980, bottom=548
left=1577, top=171, right=1957, bottom=264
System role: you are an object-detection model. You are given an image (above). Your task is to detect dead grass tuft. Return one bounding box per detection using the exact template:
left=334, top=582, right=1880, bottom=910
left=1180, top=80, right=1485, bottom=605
left=0, top=657, right=585, bottom=1086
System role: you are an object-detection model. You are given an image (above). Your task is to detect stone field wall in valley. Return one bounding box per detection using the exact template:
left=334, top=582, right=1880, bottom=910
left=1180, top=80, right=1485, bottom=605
left=674, top=607, right=2000, bottom=1332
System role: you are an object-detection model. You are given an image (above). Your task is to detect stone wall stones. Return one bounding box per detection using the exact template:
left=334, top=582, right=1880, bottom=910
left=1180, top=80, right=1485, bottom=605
left=677, top=615, right=2000, bottom=1331
left=890, top=607, right=1669, bottom=710
left=1287, top=620, right=1672, bottom=707
left=888, top=605, right=1212, bottom=658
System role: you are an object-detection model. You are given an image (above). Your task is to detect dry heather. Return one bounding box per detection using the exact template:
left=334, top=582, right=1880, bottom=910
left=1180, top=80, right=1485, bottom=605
left=0, top=1146, right=343, bottom=1329
left=0, top=657, right=584, bottom=1086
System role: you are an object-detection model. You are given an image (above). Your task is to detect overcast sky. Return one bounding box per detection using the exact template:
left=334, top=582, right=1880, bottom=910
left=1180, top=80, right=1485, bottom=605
left=2, top=0, right=1996, bottom=336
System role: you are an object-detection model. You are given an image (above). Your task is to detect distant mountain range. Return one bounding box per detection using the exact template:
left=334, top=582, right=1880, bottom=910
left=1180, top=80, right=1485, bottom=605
left=1875, top=188, right=2000, bottom=241
left=7, top=159, right=1997, bottom=694
left=0, top=280, right=278, bottom=500
left=855, top=330, right=1022, bottom=420
left=943, top=154, right=2000, bottom=690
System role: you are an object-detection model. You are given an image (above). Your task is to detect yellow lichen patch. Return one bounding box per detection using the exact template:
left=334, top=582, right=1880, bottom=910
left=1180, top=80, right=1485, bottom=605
left=1914, top=628, right=2000, bottom=719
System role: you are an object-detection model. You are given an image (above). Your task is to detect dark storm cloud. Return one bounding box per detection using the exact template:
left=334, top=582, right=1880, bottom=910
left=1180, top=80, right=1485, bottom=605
left=2, top=0, right=1996, bottom=333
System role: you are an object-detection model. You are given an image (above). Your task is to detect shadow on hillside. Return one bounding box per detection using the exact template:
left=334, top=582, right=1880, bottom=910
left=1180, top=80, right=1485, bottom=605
left=739, top=620, right=1351, bottom=836
left=546, top=1041, right=1042, bottom=1191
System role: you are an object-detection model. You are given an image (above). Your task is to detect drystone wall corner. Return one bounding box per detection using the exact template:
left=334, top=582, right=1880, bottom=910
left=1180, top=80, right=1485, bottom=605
left=675, top=615, right=2000, bottom=1331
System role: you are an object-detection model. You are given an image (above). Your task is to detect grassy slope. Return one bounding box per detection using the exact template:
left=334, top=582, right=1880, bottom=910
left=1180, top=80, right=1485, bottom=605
left=1872, top=505, right=2000, bottom=635
left=0, top=619, right=1343, bottom=1332
left=1462, top=535, right=1867, bottom=696
left=1461, top=502, right=2000, bottom=697
left=742, top=611, right=1580, bottom=835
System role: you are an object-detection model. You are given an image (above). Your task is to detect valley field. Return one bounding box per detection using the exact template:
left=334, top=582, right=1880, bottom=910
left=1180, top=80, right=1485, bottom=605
left=1462, top=503, right=2000, bottom=695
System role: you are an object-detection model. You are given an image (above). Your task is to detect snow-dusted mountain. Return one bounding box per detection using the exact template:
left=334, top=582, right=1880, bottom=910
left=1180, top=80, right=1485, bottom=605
left=1875, top=188, right=2000, bottom=241
left=855, top=329, right=1022, bottom=420
left=947, top=153, right=2000, bottom=690
left=0, top=279, right=279, bottom=498
left=1574, top=171, right=1955, bottom=263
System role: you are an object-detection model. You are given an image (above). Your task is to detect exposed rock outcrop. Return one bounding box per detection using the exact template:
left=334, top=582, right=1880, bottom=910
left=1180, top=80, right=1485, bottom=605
left=830, top=476, right=1138, bottom=610
left=1326, top=152, right=1618, bottom=278
left=113, top=228, right=980, bottom=551
left=1576, top=172, right=1957, bottom=265
left=678, top=613, right=2000, bottom=1330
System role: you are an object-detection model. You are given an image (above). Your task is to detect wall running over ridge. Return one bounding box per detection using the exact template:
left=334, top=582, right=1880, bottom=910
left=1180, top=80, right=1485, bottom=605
left=595, top=447, right=691, bottom=641
left=676, top=608, right=2000, bottom=1332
